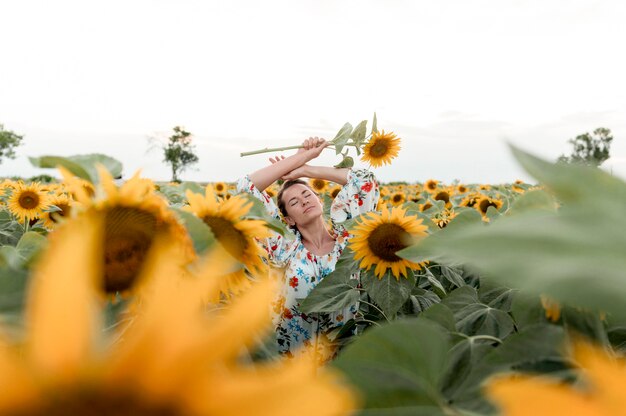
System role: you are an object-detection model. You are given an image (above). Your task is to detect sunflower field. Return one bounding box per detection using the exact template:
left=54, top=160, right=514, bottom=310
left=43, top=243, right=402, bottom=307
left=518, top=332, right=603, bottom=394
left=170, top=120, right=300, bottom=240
left=1, top=128, right=625, bottom=415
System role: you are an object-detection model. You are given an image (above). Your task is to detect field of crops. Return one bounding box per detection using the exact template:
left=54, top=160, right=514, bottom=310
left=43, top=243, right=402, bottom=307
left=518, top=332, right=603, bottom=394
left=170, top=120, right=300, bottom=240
left=1, top=146, right=624, bottom=416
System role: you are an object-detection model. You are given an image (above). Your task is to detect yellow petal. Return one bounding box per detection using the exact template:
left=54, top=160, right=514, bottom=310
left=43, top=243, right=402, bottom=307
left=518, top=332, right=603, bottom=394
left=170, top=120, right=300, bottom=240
left=26, top=213, right=103, bottom=380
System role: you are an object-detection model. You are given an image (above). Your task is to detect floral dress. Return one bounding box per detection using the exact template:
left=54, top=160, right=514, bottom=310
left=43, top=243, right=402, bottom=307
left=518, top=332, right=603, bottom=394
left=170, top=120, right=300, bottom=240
left=236, top=169, right=380, bottom=356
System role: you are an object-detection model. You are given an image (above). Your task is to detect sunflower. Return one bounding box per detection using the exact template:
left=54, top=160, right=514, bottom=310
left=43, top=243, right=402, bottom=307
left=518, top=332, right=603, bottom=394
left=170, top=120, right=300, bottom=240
left=329, top=185, right=342, bottom=199
left=432, top=208, right=457, bottom=229
left=433, top=189, right=453, bottom=208
left=389, top=191, right=406, bottom=207
left=60, top=166, right=193, bottom=295
left=0, top=213, right=356, bottom=416
left=476, top=196, right=504, bottom=217
left=185, top=185, right=272, bottom=298
left=213, top=181, right=227, bottom=195
left=456, top=184, right=468, bottom=194
left=6, top=181, right=51, bottom=224
left=511, top=184, right=525, bottom=194
left=350, top=205, right=429, bottom=280
left=460, top=193, right=482, bottom=208
left=424, top=179, right=439, bottom=193
left=360, top=130, right=401, bottom=167
left=419, top=201, right=433, bottom=212
left=309, top=178, right=328, bottom=194
left=40, top=194, right=74, bottom=229
left=486, top=341, right=626, bottom=416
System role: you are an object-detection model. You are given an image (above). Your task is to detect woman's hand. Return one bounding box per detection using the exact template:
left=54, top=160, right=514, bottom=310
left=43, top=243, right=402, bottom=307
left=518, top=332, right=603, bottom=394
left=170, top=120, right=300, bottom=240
left=298, top=137, right=328, bottom=162
left=269, top=155, right=309, bottom=180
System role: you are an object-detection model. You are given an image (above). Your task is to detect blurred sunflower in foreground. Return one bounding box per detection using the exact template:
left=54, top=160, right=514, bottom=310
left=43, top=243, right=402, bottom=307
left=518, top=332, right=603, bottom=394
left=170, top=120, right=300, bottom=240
left=350, top=205, right=429, bottom=279
left=185, top=185, right=272, bottom=299
left=61, top=166, right=194, bottom=295
left=487, top=341, right=625, bottom=416
left=360, top=130, right=401, bottom=168
left=0, top=213, right=357, bottom=416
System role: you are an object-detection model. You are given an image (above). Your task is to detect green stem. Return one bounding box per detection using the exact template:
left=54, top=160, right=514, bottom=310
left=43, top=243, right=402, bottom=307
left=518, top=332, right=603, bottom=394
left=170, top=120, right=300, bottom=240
left=240, top=144, right=336, bottom=157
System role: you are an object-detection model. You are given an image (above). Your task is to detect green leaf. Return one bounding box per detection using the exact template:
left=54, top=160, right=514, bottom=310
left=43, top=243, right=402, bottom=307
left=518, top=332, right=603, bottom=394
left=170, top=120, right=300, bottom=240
left=400, top=146, right=626, bottom=321
left=332, top=122, right=353, bottom=155
left=71, top=154, right=123, bottom=181
left=333, top=319, right=449, bottom=412
left=299, top=255, right=360, bottom=313
left=29, top=156, right=91, bottom=181
left=409, top=288, right=441, bottom=314
left=171, top=208, right=215, bottom=255
left=16, top=231, right=47, bottom=266
left=418, top=302, right=456, bottom=332
left=505, top=189, right=557, bottom=216
left=439, top=264, right=466, bottom=288
left=448, top=324, right=568, bottom=411
left=350, top=120, right=368, bottom=147
left=442, top=286, right=515, bottom=339
left=361, top=269, right=417, bottom=317
left=333, top=155, right=354, bottom=169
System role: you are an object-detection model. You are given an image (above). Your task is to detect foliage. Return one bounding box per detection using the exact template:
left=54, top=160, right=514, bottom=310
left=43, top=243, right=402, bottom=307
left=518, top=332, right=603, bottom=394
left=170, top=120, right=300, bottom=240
left=29, top=154, right=123, bottom=183
left=162, top=126, right=199, bottom=183
left=557, top=127, right=613, bottom=167
left=0, top=124, right=24, bottom=164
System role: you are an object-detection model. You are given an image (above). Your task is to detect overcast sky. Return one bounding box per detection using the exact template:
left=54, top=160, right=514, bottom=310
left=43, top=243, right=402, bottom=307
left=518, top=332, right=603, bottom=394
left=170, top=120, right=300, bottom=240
left=1, top=0, right=625, bottom=185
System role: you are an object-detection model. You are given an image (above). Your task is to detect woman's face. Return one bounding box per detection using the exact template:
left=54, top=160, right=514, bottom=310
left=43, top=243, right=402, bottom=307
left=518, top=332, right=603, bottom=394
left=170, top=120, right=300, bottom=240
left=281, top=184, right=323, bottom=228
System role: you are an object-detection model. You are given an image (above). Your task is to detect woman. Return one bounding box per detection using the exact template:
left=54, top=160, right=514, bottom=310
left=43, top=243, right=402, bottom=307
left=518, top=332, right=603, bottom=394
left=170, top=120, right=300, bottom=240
left=236, top=137, right=379, bottom=357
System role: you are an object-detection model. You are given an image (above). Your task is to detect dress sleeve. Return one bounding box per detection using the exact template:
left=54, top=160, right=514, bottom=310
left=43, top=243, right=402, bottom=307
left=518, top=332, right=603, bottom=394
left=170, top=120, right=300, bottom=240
left=330, top=168, right=380, bottom=225
left=236, top=175, right=296, bottom=266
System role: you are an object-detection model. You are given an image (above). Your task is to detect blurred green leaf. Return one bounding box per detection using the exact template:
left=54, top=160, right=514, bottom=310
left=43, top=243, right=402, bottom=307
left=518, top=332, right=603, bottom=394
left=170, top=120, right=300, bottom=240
left=29, top=154, right=123, bottom=183
left=171, top=208, right=215, bottom=255
left=399, top=146, right=626, bottom=321
left=16, top=231, right=47, bottom=267
left=333, top=319, right=450, bottom=413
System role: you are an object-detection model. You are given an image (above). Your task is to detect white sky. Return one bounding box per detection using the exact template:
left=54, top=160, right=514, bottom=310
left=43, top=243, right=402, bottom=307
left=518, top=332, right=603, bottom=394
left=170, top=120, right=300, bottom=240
left=1, top=0, right=625, bottom=184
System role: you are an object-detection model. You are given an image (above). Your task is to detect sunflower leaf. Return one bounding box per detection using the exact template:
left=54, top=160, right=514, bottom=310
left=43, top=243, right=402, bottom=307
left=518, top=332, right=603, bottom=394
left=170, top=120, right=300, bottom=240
left=16, top=231, right=47, bottom=267
left=29, top=156, right=92, bottom=181
left=332, top=122, right=353, bottom=155
left=332, top=319, right=449, bottom=412
left=350, top=120, right=368, bottom=147
left=171, top=208, right=215, bottom=255
left=299, top=254, right=360, bottom=313
left=333, top=155, right=354, bottom=168
left=361, top=268, right=417, bottom=317
left=400, top=145, right=626, bottom=321
left=371, top=112, right=378, bottom=134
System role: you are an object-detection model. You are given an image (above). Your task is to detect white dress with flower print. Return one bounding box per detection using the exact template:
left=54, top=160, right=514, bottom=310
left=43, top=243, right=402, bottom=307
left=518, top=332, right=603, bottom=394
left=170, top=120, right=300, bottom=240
left=236, top=169, right=379, bottom=356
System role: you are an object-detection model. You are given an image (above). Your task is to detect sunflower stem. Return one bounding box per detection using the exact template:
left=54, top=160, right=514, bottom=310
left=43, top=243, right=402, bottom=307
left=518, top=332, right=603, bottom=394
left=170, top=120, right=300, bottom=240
left=240, top=145, right=336, bottom=157
left=356, top=294, right=391, bottom=322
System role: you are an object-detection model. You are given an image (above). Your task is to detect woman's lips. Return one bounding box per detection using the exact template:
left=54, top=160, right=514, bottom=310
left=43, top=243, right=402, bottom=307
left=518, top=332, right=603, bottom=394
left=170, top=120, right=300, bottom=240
left=304, top=206, right=314, bottom=213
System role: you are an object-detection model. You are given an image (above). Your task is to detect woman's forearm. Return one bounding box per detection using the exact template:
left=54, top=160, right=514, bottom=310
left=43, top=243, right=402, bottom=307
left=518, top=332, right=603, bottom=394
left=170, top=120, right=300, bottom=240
left=248, top=152, right=310, bottom=191
left=304, top=166, right=350, bottom=186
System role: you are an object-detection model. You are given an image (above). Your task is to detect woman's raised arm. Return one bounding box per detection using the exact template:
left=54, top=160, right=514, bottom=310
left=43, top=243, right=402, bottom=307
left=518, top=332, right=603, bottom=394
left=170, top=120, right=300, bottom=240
left=248, top=137, right=328, bottom=191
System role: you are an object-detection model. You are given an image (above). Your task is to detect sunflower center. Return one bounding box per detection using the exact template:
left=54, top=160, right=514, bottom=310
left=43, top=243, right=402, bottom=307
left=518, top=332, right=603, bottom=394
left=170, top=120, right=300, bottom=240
left=50, top=203, right=70, bottom=223
left=434, top=192, right=449, bottom=203
left=392, top=194, right=403, bottom=203
left=369, top=141, right=389, bottom=158
left=203, top=215, right=248, bottom=259
left=18, top=191, right=40, bottom=209
left=367, top=223, right=411, bottom=262
left=104, top=207, right=158, bottom=293
left=479, top=199, right=497, bottom=214
left=7, top=387, right=181, bottom=416
left=312, top=179, right=326, bottom=191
